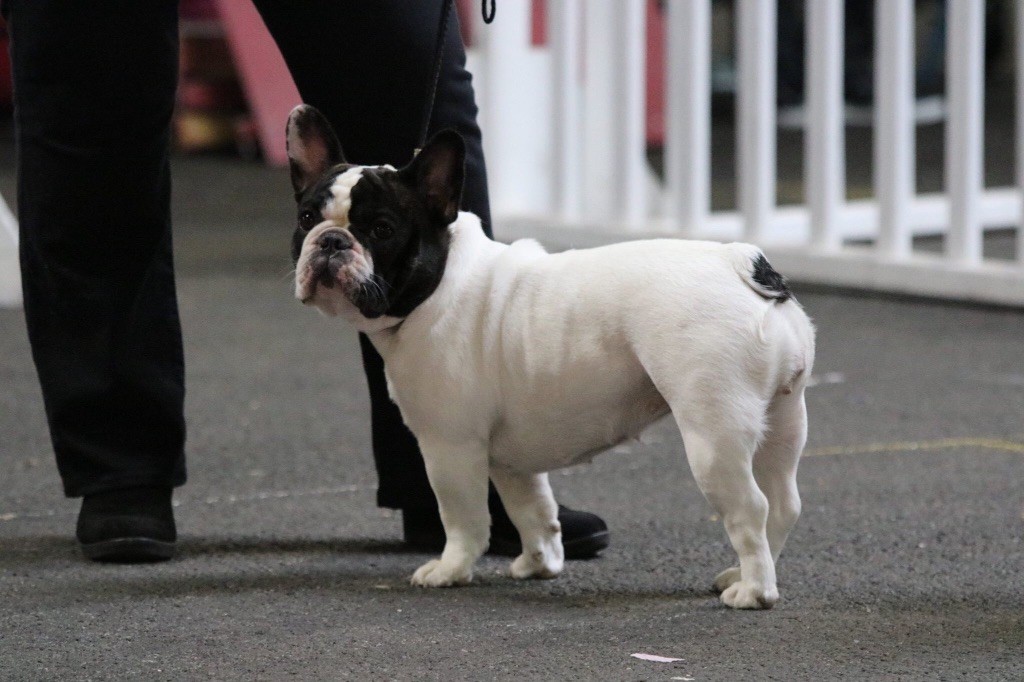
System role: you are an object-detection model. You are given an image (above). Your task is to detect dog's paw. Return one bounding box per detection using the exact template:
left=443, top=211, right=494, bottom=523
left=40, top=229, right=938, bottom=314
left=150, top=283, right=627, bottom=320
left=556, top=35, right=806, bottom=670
left=510, top=548, right=563, bottom=580
left=720, top=580, right=778, bottom=609
left=410, top=558, right=473, bottom=587
left=713, top=566, right=741, bottom=593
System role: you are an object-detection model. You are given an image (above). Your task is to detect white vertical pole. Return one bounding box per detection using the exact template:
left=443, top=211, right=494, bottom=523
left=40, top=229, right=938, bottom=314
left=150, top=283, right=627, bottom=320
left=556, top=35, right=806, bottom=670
left=474, top=1, right=552, bottom=218
left=874, top=0, right=915, bottom=259
left=0, top=194, right=16, bottom=246
left=736, top=0, right=776, bottom=244
left=806, top=0, right=845, bottom=251
left=610, top=0, right=648, bottom=229
left=550, top=0, right=583, bottom=223
left=582, top=1, right=615, bottom=223
left=0, top=193, right=21, bottom=308
left=1016, top=0, right=1024, bottom=264
left=666, top=0, right=711, bottom=236
left=946, top=0, right=986, bottom=265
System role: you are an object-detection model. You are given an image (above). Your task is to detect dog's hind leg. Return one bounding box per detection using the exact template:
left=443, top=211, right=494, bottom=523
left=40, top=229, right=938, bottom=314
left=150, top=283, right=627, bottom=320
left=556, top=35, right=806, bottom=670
left=489, top=468, right=564, bottom=579
left=410, top=440, right=491, bottom=587
left=758, top=391, right=806, bottom=562
left=713, top=390, right=806, bottom=594
left=675, top=404, right=778, bottom=609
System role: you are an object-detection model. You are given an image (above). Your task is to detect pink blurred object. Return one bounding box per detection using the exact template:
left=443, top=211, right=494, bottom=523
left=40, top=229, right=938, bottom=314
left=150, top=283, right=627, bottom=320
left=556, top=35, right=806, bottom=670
left=213, top=0, right=300, bottom=166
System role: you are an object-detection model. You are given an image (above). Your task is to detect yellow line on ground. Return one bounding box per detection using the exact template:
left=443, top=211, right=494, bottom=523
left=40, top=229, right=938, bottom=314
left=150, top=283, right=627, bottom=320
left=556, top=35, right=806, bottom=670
left=804, top=437, right=1024, bottom=458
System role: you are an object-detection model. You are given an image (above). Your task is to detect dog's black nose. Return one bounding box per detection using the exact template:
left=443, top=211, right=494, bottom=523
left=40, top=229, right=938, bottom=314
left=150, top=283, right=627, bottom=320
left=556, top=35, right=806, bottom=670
left=318, top=231, right=352, bottom=254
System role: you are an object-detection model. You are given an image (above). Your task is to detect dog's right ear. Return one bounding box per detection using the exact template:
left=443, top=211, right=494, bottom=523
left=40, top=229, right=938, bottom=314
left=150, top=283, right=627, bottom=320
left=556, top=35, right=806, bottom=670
left=286, top=105, right=345, bottom=199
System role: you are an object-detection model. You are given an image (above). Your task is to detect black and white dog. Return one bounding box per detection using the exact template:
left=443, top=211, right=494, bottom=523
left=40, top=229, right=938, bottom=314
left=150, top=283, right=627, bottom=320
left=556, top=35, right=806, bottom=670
left=286, top=105, right=815, bottom=609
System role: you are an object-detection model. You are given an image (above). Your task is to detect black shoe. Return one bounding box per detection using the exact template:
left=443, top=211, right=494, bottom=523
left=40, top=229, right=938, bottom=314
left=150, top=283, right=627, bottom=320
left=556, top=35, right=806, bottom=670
left=489, top=504, right=609, bottom=559
left=76, top=486, right=176, bottom=563
left=402, top=504, right=609, bottom=560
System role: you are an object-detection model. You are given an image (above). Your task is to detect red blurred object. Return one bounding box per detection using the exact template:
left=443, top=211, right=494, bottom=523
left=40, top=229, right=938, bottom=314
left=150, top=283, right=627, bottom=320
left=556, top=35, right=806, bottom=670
left=531, top=0, right=547, bottom=46
left=646, top=0, right=666, bottom=146
left=0, top=17, right=13, bottom=112
left=176, top=1, right=257, bottom=156
left=178, top=79, right=245, bottom=112
left=180, top=0, right=218, bottom=20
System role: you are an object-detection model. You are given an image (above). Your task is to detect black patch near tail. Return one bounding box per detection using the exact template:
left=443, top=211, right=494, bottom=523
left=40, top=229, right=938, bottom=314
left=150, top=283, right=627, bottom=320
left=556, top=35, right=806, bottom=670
left=751, top=254, right=791, bottom=302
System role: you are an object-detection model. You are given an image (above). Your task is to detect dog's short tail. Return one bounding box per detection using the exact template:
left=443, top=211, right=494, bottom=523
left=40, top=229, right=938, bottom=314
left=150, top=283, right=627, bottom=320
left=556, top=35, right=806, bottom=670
left=731, top=244, right=792, bottom=303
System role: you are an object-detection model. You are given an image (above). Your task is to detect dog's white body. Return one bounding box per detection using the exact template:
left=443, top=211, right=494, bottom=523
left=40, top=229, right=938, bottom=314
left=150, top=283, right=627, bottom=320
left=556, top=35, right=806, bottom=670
left=359, top=213, right=815, bottom=608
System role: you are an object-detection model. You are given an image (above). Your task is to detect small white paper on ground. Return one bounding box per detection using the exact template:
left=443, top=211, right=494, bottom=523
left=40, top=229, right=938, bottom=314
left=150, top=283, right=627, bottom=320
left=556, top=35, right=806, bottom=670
left=631, top=653, right=683, bottom=663
left=807, top=371, right=846, bottom=388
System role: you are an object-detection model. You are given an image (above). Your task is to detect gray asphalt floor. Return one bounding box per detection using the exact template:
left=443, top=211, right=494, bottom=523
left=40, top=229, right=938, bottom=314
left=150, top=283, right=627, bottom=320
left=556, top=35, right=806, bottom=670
left=2, top=145, right=1023, bottom=680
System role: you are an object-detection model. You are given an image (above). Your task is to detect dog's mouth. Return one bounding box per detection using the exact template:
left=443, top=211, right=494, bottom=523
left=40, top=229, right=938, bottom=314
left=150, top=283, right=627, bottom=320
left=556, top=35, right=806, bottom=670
left=298, top=249, right=383, bottom=311
left=314, top=255, right=345, bottom=288
left=299, top=253, right=350, bottom=303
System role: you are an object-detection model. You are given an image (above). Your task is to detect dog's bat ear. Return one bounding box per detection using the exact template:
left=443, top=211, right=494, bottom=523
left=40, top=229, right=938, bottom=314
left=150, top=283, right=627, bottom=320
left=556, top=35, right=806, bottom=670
left=406, top=129, right=466, bottom=226
left=286, top=104, right=345, bottom=199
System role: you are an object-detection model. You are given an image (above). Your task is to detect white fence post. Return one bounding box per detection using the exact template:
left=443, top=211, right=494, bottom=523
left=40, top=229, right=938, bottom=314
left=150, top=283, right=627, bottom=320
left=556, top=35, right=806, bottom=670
left=945, top=0, right=986, bottom=264
left=549, top=0, right=583, bottom=223
left=665, top=0, right=711, bottom=237
left=0, top=193, right=20, bottom=308
left=805, top=0, right=845, bottom=251
left=474, top=0, right=553, bottom=219
left=874, top=0, right=916, bottom=259
left=581, top=1, right=616, bottom=224
left=610, top=0, right=648, bottom=229
left=736, top=0, right=777, bottom=244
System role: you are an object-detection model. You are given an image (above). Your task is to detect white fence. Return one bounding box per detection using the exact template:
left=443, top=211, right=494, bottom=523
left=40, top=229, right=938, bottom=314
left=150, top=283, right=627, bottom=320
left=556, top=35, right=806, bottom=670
left=468, top=0, right=1024, bottom=306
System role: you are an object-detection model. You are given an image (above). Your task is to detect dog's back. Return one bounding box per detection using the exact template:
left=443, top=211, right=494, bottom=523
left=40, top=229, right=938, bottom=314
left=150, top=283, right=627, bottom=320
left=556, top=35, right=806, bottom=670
left=461, top=236, right=815, bottom=474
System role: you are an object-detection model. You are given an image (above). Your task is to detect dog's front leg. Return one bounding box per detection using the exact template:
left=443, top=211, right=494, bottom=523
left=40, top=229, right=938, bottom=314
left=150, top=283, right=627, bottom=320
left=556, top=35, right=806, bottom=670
left=490, top=468, right=564, bottom=579
left=410, top=440, right=490, bottom=587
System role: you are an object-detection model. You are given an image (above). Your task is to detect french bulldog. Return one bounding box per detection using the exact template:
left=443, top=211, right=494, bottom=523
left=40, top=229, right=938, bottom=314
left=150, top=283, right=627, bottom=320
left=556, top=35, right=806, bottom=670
left=286, top=105, right=816, bottom=609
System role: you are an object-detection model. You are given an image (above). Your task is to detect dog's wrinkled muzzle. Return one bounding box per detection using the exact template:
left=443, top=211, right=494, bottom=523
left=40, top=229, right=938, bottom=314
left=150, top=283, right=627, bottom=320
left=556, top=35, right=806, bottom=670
left=298, top=228, right=359, bottom=304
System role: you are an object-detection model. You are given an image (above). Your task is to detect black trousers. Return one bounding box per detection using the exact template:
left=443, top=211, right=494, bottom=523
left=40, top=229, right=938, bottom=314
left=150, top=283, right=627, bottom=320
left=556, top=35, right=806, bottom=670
left=5, top=0, right=492, bottom=511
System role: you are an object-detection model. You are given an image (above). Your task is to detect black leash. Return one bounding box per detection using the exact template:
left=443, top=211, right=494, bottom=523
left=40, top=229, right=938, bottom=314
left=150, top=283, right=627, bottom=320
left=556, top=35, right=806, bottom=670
left=415, top=0, right=496, bottom=156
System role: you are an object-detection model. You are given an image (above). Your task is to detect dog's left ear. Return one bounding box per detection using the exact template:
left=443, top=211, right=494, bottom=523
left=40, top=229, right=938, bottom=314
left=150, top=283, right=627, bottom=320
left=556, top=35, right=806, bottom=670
left=286, top=104, right=345, bottom=199
left=404, top=130, right=466, bottom=225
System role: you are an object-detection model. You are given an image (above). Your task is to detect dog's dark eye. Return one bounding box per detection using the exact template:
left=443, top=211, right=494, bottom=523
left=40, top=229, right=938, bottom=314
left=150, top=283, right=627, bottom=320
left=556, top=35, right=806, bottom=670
left=298, top=210, right=317, bottom=231
left=372, top=222, right=394, bottom=240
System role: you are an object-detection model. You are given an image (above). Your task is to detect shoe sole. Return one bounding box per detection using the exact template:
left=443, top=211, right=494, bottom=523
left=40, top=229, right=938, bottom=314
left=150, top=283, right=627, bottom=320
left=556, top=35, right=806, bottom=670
left=487, top=529, right=610, bottom=560
left=80, top=537, right=176, bottom=563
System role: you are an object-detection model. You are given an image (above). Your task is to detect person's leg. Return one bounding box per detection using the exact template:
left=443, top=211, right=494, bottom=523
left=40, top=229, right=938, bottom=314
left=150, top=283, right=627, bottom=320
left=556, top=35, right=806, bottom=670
left=254, top=0, right=608, bottom=557
left=252, top=0, right=487, bottom=515
left=5, top=0, right=183, bottom=560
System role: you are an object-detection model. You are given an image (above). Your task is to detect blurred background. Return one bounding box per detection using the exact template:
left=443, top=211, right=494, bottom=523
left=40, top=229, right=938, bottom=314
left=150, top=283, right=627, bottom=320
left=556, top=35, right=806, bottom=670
left=0, top=0, right=1020, bottom=297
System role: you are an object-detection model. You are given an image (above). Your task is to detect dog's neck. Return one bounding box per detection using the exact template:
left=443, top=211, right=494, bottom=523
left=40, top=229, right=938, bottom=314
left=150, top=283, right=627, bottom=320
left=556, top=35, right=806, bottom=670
left=365, top=211, right=500, bottom=352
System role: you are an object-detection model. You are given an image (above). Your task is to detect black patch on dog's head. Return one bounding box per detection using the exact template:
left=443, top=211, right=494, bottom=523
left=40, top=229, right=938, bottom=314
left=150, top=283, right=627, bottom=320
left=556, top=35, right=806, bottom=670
left=751, top=254, right=791, bottom=302
left=285, top=106, right=466, bottom=319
